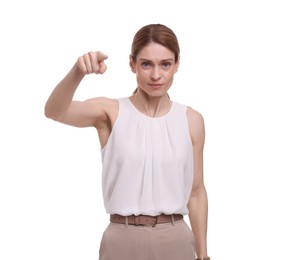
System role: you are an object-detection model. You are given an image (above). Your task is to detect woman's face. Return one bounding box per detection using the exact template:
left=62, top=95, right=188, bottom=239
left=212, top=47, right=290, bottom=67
left=130, top=42, right=179, bottom=97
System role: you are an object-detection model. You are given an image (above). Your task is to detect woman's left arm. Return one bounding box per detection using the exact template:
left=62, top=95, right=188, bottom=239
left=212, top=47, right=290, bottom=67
left=186, top=107, right=209, bottom=259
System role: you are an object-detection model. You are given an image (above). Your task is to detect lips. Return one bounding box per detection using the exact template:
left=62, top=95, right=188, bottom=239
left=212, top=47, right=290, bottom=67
left=149, top=84, right=163, bottom=90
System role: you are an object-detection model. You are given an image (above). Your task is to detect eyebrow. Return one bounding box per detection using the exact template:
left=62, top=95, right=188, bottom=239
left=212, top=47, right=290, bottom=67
left=138, top=58, right=174, bottom=62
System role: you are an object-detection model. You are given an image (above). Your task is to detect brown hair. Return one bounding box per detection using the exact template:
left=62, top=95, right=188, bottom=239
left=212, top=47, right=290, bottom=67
left=131, top=24, right=180, bottom=95
left=131, top=23, right=180, bottom=63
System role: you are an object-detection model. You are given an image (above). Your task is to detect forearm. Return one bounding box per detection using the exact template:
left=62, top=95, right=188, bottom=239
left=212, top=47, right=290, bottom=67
left=44, top=64, right=85, bottom=120
left=188, top=187, right=208, bottom=258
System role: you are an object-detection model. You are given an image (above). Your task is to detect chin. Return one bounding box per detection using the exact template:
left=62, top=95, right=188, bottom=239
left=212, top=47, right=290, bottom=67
left=148, top=90, right=168, bottom=98
left=146, top=87, right=169, bottom=96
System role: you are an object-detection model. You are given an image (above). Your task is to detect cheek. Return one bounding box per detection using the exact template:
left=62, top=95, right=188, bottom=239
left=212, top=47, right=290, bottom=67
left=165, top=71, right=176, bottom=79
left=136, top=69, right=149, bottom=79
left=135, top=72, right=146, bottom=85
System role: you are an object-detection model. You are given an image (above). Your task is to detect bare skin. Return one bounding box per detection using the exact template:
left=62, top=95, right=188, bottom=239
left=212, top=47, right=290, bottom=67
left=44, top=43, right=208, bottom=258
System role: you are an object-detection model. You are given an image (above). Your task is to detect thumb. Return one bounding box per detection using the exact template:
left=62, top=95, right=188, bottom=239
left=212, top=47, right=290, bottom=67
left=98, top=60, right=107, bottom=74
left=96, top=51, right=108, bottom=62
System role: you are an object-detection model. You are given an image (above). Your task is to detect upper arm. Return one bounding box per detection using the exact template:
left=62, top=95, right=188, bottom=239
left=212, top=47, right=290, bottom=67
left=187, top=106, right=206, bottom=192
left=56, top=97, right=117, bottom=128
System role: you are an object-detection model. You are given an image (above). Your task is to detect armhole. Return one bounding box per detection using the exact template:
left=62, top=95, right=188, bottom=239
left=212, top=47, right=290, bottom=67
left=185, top=106, right=194, bottom=146
left=100, top=98, right=121, bottom=152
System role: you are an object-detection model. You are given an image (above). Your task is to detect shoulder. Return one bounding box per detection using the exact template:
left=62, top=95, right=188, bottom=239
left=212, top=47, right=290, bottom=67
left=186, top=106, right=204, bottom=125
left=172, top=100, right=204, bottom=129
left=186, top=106, right=205, bottom=145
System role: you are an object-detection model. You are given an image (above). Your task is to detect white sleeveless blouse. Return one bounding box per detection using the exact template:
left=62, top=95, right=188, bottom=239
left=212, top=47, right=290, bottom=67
left=101, top=97, right=194, bottom=216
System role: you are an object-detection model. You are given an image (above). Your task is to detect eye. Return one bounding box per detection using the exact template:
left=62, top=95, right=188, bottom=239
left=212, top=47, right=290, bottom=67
left=141, top=61, right=152, bottom=68
left=161, top=62, right=172, bottom=69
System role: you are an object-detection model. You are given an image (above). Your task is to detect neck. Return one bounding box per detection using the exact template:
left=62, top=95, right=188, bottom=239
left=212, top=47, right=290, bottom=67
left=130, top=89, right=171, bottom=118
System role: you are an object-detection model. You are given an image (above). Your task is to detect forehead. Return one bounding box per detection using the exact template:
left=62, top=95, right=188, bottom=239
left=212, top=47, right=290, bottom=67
left=137, top=42, right=175, bottom=61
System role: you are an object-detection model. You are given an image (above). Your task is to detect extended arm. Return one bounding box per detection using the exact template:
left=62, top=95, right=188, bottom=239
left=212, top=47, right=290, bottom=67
left=44, top=51, right=110, bottom=127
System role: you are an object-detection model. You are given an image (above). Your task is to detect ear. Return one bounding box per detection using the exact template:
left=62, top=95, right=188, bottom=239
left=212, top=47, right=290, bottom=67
left=175, top=57, right=180, bottom=73
left=129, top=55, right=136, bottom=73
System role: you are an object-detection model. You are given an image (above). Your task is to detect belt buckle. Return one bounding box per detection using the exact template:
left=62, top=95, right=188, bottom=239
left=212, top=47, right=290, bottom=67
left=152, top=216, right=158, bottom=227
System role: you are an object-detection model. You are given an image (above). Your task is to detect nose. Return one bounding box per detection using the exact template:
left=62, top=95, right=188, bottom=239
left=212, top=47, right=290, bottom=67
left=150, top=66, right=161, bottom=81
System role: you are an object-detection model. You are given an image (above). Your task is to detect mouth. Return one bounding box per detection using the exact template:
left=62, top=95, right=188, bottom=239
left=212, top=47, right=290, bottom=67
left=148, top=83, right=163, bottom=90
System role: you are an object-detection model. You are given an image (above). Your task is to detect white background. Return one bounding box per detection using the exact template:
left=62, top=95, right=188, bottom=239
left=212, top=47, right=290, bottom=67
left=1, top=0, right=299, bottom=259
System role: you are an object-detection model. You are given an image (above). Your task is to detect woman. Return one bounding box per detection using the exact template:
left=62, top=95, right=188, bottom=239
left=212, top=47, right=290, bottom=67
left=45, top=24, right=209, bottom=260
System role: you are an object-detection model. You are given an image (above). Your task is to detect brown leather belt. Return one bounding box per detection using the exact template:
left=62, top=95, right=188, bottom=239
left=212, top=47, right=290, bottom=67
left=110, top=214, right=183, bottom=227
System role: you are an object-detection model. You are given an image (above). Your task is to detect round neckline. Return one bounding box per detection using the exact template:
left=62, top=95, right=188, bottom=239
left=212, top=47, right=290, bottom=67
left=126, top=97, right=174, bottom=120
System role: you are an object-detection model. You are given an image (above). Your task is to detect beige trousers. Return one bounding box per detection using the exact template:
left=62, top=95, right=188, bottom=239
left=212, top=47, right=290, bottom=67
left=99, top=219, right=196, bottom=260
